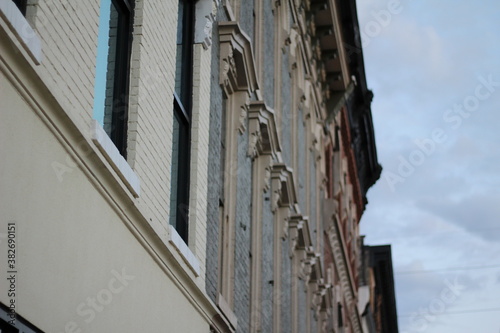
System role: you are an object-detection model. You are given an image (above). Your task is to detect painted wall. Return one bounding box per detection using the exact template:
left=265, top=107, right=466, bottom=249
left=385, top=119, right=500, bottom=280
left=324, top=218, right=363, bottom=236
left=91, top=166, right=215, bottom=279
left=0, top=71, right=208, bottom=333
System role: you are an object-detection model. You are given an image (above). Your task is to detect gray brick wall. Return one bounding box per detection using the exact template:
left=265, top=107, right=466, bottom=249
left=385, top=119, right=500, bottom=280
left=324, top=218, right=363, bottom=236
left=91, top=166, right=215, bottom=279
left=234, top=132, right=253, bottom=333
left=319, top=188, right=326, bottom=259
left=205, top=5, right=228, bottom=303
left=311, top=307, right=317, bottom=333
left=280, top=48, right=292, bottom=167
left=297, top=109, right=306, bottom=210
left=281, top=238, right=292, bottom=332
left=261, top=196, right=274, bottom=333
left=262, top=0, right=274, bottom=108
left=298, top=280, right=307, bottom=333
left=239, top=1, right=254, bottom=43
left=309, top=152, right=317, bottom=249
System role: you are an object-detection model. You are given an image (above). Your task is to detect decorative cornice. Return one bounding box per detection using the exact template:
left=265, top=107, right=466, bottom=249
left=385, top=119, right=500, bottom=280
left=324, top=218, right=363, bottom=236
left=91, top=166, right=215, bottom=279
left=300, top=250, right=323, bottom=287
left=288, top=215, right=303, bottom=256
left=325, top=208, right=363, bottom=333
left=270, top=164, right=297, bottom=211
left=308, top=252, right=323, bottom=283
left=289, top=214, right=314, bottom=276
left=219, top=21, right=258, bottom=96
left=318, top=284, right=332, bottom=331
left=194, top=0, right=218, bottom=50
left=247, top=101, right=281, bottom=160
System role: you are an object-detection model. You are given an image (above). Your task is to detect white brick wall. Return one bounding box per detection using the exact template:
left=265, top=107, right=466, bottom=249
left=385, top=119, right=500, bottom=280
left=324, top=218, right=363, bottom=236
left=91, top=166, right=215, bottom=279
left=23, top=0, right=212, bottom=283
left=30, top=0, right=99, bottom=132
left=189, top=43, right=212, bottom=282
left=127, top=0, right=177, bottom=237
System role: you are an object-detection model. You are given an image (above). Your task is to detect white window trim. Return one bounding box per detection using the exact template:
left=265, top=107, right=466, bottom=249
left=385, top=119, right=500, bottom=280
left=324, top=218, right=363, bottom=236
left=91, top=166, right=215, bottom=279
left=0, top=0, right=42, bottom=64
left=91, top=120, right=140, bottom=197
left=168, top=225, right=200, bottom=276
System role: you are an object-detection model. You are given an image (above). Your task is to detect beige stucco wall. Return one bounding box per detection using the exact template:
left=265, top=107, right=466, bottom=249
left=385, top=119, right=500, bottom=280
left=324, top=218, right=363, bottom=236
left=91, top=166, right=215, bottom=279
left=0, top=69, right=209, bottom=332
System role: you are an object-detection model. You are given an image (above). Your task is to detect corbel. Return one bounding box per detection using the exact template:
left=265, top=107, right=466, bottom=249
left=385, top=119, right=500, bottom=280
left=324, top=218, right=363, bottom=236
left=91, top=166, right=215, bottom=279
left=247, top=101, right=281, bottom=160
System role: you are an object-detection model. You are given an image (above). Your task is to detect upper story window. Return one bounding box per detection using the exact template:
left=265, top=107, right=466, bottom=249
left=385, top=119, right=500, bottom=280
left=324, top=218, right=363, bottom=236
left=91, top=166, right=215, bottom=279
left=12, top=0, right=26, bottom=16
left=169, top=0, right=194, bottom=243
left=93, top=0, right=134, bottom=158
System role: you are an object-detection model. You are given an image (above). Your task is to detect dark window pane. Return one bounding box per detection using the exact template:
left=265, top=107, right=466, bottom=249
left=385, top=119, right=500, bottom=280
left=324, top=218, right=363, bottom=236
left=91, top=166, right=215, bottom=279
left=169, top=113, right=181, bottom=228
left=174, top=0, right=193, bottom=109
left=93, top=0, right=133, bottom=158
left=174, top=1, right=184, bottom=99
left=103, top=0, right=119, bottom=136
left=170, top=101, right=190, bottom=241
left=170, top=0, right=193, bottom=243
left=12, top=0, right=26, bottom=16
left=0, top=317, right=19, bottom=333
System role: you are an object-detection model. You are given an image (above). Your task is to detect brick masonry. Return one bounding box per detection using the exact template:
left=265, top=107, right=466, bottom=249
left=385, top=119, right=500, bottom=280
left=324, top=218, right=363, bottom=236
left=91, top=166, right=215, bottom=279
left=204, top=2, right=322, bottom=332
left=205, top=2, right=227, bottom=303
left=27, top=0, right=213, bottom=279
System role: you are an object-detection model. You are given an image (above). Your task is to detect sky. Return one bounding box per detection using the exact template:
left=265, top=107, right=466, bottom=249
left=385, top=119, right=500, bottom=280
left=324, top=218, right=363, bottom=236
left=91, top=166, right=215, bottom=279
left=356, top=1, right=500, bottom=332
left=93, top=0, right=112, bottom=126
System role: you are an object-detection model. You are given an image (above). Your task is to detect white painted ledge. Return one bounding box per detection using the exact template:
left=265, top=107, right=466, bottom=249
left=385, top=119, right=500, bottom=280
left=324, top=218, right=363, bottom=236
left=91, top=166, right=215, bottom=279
left=217, top=294, right=238, bottom=330
left=168, top=225, right=200, bottom=277
left=0, top=0, right=42, bottom=64
left=91, top=120, right=140, bottom=198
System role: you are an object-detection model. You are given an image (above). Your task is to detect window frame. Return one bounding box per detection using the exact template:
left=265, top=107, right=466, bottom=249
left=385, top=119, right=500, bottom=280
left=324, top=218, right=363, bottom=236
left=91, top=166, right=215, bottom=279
left=95, top=0, right=134, bottom=158
left=109, top=0, right=133, bottom=158
left=170, top=0, right=195, bottom=243
left=12, top=0, right=26, bottom=16
left=172, top=93, right=191, bottom=242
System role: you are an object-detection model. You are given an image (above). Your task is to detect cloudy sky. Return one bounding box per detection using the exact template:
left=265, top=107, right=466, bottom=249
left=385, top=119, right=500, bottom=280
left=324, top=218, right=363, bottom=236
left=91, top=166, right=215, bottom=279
left=356, top=0, right=500, bottom=332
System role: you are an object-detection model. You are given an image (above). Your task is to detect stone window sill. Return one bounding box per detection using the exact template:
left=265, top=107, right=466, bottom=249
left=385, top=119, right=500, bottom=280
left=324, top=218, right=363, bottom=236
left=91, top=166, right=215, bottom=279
left=0, top=0, right=42, bottom=64
left=91, top=120, right=140, bottom=198
left=168, top=225, right=200, bottom=277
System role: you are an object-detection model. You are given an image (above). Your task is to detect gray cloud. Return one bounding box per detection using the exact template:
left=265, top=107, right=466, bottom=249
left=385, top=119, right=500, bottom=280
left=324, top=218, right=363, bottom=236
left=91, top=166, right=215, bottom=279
left=358, top=0, right=500, bottom=331
left=417, top=193, right=500, bottom=242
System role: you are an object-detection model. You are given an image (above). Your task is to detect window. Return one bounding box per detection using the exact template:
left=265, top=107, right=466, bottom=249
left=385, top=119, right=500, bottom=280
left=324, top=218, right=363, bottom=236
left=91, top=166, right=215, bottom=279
left=325, top=144, right=333, bottom=198
left=12, top=0, right=26, bottom=16
left=170, top=0, right=194, bottom=242
left=0, top=317, right=18, bottom=333
left=93, top=0, right=134, bottom=158
left=338, top=303, right=344, bottom=328
left=0, top=303, right=43, bottom=333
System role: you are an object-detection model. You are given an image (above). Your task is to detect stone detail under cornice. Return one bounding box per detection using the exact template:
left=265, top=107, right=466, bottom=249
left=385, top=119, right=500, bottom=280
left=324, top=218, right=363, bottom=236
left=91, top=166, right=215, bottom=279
left=219, top=21, right=258, bottom=96
left=247, top=101, right=281, bottom=160
left=326, top=214, right=363, bottom=333
left=271, top=164, right=297, bottom=212
left=289, top=215, right=311, bottom=255
left=194, top=0, right=219, bottom=50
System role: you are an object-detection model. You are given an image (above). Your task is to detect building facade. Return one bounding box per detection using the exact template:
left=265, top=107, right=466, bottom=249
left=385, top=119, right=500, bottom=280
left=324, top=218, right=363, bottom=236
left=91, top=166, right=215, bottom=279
left=358, top=243, right=399, bottom=333
left=0, top=0, right=382, bottom=332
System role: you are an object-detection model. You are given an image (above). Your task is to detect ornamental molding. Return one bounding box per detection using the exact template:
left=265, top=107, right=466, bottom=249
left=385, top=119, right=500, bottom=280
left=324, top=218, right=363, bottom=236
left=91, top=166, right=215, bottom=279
left=247, top=101, right=281, bottom=160
left=317, top=284, right=333, bottom=331
left=289, top=215, right=313, bottom=262
left=324, top=197, right=363, bottom=333
left=271, top=164, right=297, bottom=212
left=219, top=21, right=258, bottom=96
left=308, top=252, right=323, bottom=284
left=194, top=0, right=219, bottom=50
